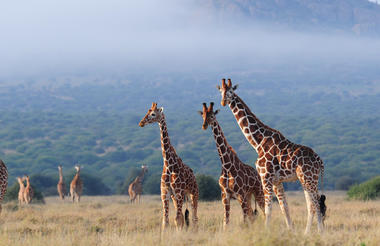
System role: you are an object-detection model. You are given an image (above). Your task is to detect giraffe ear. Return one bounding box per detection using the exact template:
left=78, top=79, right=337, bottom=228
left=158, top=107, right=164, bottom=113
left=214, top=109, right=220, bottom=115
left=232, top=84, right=239, bottom=91
left=216, top=85, right=221, bottom=90
left=198, top=111, right=203, bottom=116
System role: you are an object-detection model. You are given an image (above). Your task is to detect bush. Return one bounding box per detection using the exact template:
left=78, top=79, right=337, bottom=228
left=117, top=167, right=142, bottom=195
left=335, top=176, right=356, bottom=190
left=196, top=174, right=220, bottom=201
left=143, top=173, right=161, bottom=195
left=347, top=176, right=380, bottom=200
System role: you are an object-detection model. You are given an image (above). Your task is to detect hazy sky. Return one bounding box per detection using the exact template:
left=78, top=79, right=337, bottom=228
left=1, top=0, right=380, bottom=80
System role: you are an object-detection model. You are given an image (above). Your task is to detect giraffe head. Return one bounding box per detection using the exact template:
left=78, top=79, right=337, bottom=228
left=16, top=177, right=24, bottom=184
left=139, top=102, right=164, bottom=127
left=23, top=175, right=30, bottom=184
left=198, top=102, right=219, bottom=130
left=217, top=78, right=238, bottom=107
left=74, top=165, right=81, bottom=173
left=141, top=165, right=148, bottom=173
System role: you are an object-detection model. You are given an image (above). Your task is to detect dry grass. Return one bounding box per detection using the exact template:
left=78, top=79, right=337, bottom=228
left=0, top=191, right=379, bottom=246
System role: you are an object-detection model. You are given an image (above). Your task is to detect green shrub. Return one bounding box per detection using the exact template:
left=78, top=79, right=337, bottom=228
left=196, top=174, right=220, bottom=201
left=347, top=176, right=380, bottom=200
left=117, top=167, right=142, bottom=195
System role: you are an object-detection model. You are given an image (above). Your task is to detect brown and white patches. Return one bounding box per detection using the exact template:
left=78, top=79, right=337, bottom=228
left=219, top=79, right=325, bottom=234
left=200, top=102, right=265, bottom=230
left=70, top=165, right=83, bottom=203
left=140, top=103, right=198, bottom=231
left=128, top=165, right=148, bottom=203
left=57, top=165, right=66, bottom=200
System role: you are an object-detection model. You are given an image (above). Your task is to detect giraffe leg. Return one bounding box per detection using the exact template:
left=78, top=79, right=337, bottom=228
left=303, top=190, right=314, bottom=234
left=304, top=188, right=324, bottom=234
left=263, top=183, right=274, bottom=228
left=239, top=193, right=255, bottom=223
left=222, top=191, right=231, bottom=230
left=190, top=192, right=199, bottom=227
left=273, top=183, right=293, bottom=230
left=173, top=192, right=185, bottom=231
left=161, top=187, right=170, bottom=230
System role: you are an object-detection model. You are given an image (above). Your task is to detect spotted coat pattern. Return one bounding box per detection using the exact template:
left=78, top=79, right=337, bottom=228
left=0, top=160, right=8, bottom=213
left=139, top=103, right=199, bottom=231
left=24, top=175, right=34, bottom=204
left=200, top=103, right=265, bottom=229
left=128, top=165, right=148, bottom=203
left=17, top=177, right=26, bottom=205
left=70, top=166, right=83, bottom=203
left=57, top=165, right=66, bottom=200
left=219, top=79, right=325, bottom=233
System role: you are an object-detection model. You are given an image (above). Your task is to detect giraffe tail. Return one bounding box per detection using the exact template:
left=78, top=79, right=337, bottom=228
left=184, top=208, right=190, bottom=227
left=253, top=199, right=258, bottom=216
left=319, top=159, right=326, bottom=218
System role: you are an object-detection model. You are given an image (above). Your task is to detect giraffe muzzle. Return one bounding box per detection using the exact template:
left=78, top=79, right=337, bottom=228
left=139, top=121, right=145, bottom=127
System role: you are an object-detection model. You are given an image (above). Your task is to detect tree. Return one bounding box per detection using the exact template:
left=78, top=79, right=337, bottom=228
left=196, top=174, right=220, bottom=201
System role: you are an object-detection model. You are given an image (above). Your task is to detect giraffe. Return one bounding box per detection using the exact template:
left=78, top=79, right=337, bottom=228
left=128, top=165, right=148, bottom=203
left=70, top=165, right=83, bottom=203
left=23, top=175, right=34, bottom=204
left=0, top=160, right=7, bottom=214
left=57, top=165, right=67, bottom=200
left=218, top=78, right=326, bottom=234
left=199, top=102, right=265, bottom=230
left=17, top=177, right=25, bottom=205
left=139, top=102, right=199, bottom=231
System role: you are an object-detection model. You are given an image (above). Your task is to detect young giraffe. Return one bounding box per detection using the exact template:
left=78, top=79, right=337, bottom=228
left=70, top=165, right=83, bottom=203
left=199, top=102, right=265, bottom=230
left=17, top=177, right=26, bottom=205
left=128, top=165, right=148, bottom=203
left=57, top=165, right=67, bottom=200
left=139, top=102, right=199, bottom=231
left=23, top=175, right=34, bottom=204
left=0, top=160, right=7, bottom=214
left=218, top=78, right=326, bottom=234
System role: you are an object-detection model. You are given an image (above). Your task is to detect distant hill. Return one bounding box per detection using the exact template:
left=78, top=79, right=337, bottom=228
left=193, top=0, right=380, bottom=36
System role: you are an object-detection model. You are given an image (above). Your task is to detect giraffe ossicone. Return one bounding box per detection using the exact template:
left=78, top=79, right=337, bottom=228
left=200, top=102, right=265, bottom=230
left=218, top=78, right=326, bottom=234
left=139, top=102, right=199, bottom=231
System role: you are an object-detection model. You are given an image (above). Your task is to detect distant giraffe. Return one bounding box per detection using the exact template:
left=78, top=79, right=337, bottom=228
left=199, top=102, right=265, bottom=230
left=218, top=78, right=326, bottom=233
left=139, top=102, right=199, bottom=231
left=128, top=165, right=148, bottom=203
left=17, top=177, right=25, bottom=205
left=57, top=165, right=67, bottom=200
left=70, top=165, right=83, bottom=203
left=0, top=160, right=7, bottom=214
left=23, top=175, right=34, bottom=205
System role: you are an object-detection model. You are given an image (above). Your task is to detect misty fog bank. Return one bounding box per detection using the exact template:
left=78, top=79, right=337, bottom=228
left=1, top=0, right=380, bottom=80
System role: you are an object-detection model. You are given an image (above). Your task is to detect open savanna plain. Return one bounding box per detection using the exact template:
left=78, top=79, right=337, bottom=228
left=0, top=192, right=379, bottom=246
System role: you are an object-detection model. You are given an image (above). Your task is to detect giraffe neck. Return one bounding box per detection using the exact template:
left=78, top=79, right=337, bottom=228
left=210, top=120, right=236, bottom=167
left=139, top=169, right=146, bottom=181
left=59, top=169, right=64, bottom=183
left=158, top=114, right=181, bottom=170
left=228, top=95, right=276, bottom=151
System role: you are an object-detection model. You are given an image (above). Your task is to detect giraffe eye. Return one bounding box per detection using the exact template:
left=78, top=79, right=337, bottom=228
left=151, top=113, right=156, bottom=117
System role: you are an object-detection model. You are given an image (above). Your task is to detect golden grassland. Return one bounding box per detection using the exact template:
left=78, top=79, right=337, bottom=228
left=0, top=191, right=379, bottom=246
